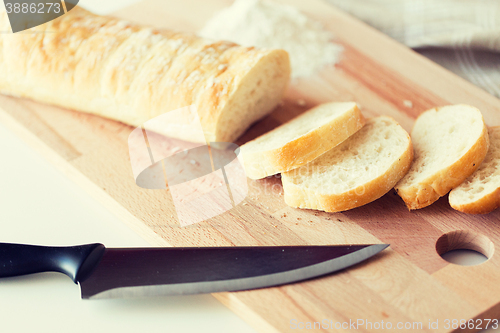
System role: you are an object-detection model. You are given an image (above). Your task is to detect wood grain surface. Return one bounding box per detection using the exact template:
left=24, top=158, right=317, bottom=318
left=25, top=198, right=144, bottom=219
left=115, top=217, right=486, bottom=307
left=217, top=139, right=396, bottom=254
left=1, top=0, right=500, bottom=332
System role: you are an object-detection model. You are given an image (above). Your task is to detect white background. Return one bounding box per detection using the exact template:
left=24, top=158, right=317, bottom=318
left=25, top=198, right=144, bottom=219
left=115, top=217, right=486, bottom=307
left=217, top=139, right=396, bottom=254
left=0, top=0, right=498, bottom=332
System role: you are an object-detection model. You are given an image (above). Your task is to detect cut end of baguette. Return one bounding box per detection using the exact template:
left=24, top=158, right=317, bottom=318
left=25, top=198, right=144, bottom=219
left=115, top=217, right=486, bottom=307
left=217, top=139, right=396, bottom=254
left=282, top=116, right=413, bottom=212
left=238, top=102, right=365, bottom=179
left=394, top=104, right=489, bottom=210
left=449, top=126, right=500, bottom=214
left=214, top=49, right=291, bottom=143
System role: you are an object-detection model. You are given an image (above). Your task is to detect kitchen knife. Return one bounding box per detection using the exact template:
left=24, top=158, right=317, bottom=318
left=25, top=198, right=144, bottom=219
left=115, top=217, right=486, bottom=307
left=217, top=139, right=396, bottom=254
left=0, top=243, right=388, bottom=299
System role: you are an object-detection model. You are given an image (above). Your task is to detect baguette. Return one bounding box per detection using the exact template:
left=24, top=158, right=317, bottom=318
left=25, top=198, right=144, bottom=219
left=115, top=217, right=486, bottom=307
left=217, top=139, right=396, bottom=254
left=282, top=116, right=413, bottom=212
left=0, top=7, right=290, bottom=143
left=394, top=105, right=489, bottom=210
left=449, top=126, right=500, bottom=214
left=238, top=102, right=365, bottom=179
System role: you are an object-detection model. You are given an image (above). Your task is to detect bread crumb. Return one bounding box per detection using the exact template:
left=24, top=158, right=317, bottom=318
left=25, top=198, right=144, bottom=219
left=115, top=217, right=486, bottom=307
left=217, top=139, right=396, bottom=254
left=403, top=100, right=413, bottom=108
left=297, top=217, right=302, bottom=220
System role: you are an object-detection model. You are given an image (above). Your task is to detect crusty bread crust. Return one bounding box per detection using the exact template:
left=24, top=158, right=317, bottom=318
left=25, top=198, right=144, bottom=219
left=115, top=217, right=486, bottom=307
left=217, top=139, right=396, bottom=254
left=282, top=116, right=413, bottom=212
left=239, top=102, right=365, bottom=179
left=394, top=105, right=489, bottom=210
left=0, top=7, right=290, bottom=143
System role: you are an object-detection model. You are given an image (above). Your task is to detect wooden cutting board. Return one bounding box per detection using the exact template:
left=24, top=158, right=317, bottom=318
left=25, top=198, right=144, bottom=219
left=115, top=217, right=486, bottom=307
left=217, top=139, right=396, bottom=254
left=1, top=0, right=500, bottom=332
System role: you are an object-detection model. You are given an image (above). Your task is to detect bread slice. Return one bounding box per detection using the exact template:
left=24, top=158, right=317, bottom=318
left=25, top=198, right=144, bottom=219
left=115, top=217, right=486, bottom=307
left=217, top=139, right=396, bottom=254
left=238, top=102, right=365, bottom=179
left=0, top=7, right=290, bottom=144
left=449, top=126, right=500, bottom=214
left=394, top=105, right=489, bottom=210
left=282, top=116, right=413, bottom=212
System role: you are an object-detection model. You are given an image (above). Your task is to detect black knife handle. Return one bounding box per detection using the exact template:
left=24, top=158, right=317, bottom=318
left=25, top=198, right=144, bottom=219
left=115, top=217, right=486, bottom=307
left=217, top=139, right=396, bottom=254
left=0, top=242, right=105, bottom=283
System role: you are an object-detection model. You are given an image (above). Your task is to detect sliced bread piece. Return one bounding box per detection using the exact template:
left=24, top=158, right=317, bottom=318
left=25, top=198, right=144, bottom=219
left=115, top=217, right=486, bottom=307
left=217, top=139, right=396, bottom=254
left=449, top=126, right=500, bottom=214
left=282, top=116, right=413, bottom=212
left=394, top=105, right=489, bottom=210
left=238, top=102, right=365, bottom=179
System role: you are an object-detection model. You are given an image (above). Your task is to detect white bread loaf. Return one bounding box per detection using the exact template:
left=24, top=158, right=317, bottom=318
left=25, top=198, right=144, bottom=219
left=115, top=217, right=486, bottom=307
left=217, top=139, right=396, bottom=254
left=394, top=105, right=489, bottom=210
left=449, top=126, right=500, bottom=214
left=0, top=7, right=290, bottom=143
left=238, top=102, right=365, bottom=179
left=282, top=116, right=413, bottom=212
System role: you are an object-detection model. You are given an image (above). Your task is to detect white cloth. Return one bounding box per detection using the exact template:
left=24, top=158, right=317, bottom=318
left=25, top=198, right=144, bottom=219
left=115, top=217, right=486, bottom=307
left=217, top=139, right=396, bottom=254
left=326, top=0, right=500, bottom=98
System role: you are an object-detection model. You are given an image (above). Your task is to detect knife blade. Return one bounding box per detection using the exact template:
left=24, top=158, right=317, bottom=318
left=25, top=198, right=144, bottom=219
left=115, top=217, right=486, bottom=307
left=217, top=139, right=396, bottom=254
left=0, top=242, right=388, bottom=299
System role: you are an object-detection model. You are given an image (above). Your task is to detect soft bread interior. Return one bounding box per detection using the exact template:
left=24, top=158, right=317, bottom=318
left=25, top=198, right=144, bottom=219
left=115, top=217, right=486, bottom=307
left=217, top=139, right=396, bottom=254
left=284, top=116, right=410, bottom=194
left=242, top=102, right=358, bottom=152
left=238, top=101, right=365, bottom=179
left=450, top=126, right=500, bottom=205
left=215, top=49, right=290, bottom=143
left=397, top=105, right=486, bottom=187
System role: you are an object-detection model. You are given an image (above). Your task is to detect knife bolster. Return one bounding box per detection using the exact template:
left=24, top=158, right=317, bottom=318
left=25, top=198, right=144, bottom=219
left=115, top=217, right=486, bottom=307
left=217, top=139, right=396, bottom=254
left=74, top=244, right=106, bottom=283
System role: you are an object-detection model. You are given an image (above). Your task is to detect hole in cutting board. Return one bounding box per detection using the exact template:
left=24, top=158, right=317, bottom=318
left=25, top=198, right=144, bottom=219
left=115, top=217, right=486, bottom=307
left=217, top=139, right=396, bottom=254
left=436, top=230, right=494, bottom=266
left=440, top=249, right=487, bottom=266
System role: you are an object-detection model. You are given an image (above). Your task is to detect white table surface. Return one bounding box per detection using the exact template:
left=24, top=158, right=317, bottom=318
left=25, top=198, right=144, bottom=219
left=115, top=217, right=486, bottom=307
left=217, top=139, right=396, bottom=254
left=0, top=1, right=498, bottom=332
